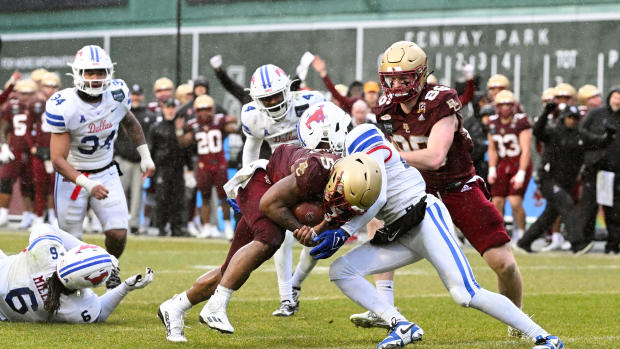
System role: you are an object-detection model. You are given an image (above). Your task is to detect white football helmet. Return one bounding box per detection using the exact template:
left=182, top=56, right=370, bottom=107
left=297, top=101, right=351, bottom=156
left=68, top=45, right=114, bottom=96
left=56, top=244, right=118, bottom=290
left=249, top=64, right=291, bottom=121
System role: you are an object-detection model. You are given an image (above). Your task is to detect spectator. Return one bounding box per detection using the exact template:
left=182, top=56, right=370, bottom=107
left=115, top=84, right=157, bottom=235
left=311, top=55, right=358, bottom=113
left=148, top=98, right=190, bottom=237
left=570, top=87, right=620, bottom=254
left=350, top=99, right=371, bottom=127
left=363, top=81, right=380, bottom=109
left=517, top=105, right=613, bottom=253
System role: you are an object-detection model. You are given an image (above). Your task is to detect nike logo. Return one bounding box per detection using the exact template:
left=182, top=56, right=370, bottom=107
left=387, top=229, right=400, bottom=242
left=400, top=323, right=415, bottom=335
left=111, top=107, right=118, bottom=113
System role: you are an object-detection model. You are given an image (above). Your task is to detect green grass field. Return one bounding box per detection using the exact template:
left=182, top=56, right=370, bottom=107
left=1, top=230, right=619, bottom=348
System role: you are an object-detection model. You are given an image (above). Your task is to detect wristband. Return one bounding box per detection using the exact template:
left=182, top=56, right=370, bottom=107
left=514, top=170, right=526, bottom=183
left=175, top=129, right=184, bottom=137
left=76, top=174, right=99, bottom=194
left=488, top=166, right=497, bottom=177
left=136, top=144, right=152, bottom=161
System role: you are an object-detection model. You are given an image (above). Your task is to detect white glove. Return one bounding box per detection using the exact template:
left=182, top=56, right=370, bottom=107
left=209, top=55, right=223, bottom=70
left=124, top=267, right=154, bottom=290
left=463, top=64, right=474, bottom=80
left=76, top=174, right=103, bottom=194
left=296, top=51, right=315, bottom=81
left=0, top=143, right=15, bottom=163
left=184, top=171, right=197, bottom=189
left=136, top=144, right=155, bottom=173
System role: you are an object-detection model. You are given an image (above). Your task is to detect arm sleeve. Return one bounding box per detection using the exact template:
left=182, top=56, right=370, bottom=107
left=532, top=113, right=550, bottom=142
left=241, top=134, right=262, bottom=167
left=215, top=69, right=252, bottom=104
left=96, top=283, right=130, bottom=322
left=340, top=149, right=388, bottom=234
left=458, top=79, right=475, bottom=105
left=0, top=83, right=14, bottom=106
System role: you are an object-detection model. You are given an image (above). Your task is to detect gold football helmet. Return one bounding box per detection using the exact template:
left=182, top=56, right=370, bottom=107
left=487, top=74, right=510, bottom=90
left=426, top=74, right=438, bottom=85
left=323, top=153, right=382, bottom=223
left=193, top=94, right=214, bottom=110
left=577, top=84, right=600, bottom=106
left=494, top=89, right=516, bottom=105
left=379, top=41, right=428, bottom=103
left=541, top=87, right=556, bottom=103
left=176, top=83, right=193, bottom=104
left=554, top=83, right=576, bottom=98
left=30, top=68, right=48, bottom=84
left=153, top=77, right=174, bottom=92
left=15, top=79, right=38, bottom=94
left=41, top=72, right=61, bottom=88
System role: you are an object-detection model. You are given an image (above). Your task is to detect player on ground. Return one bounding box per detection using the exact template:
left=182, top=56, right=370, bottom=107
left=372, top=41, right=525, bottom=337
left=46, top=45, right=155, bottom=287
left=176, top=95, right=238, bottom=238
left=296, top=101, right=564, bottom=349
left=157, top=144, right=381, bottom=342
left=240, top=64, right=326, bottom=316
left=0, top=224, right=153, bottom=322
left=487, top=90, right=533, bottom=245
left=0, top=79, right=37, bottom=229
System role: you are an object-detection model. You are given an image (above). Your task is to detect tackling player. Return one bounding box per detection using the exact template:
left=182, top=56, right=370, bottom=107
left=46, top=45, right=155, bottom=287
left=0, top=224, right=153, bottom=323
left=157, top=144, right=381, bottom=342
left=296, top=102, right=564, bottom=349
left=240, top=64, right=326, bottom=317
left=373, top=41, right=525, bottom=337
left=487, top=90, right=533, bottom=246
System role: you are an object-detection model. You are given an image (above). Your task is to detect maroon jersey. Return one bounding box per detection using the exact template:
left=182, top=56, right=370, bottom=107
left=1, top=99, right=31, bottom=154
left=487, top=113, right=531, bottom=162
left=26, top=98, right=51, bottom=148
left=266, top=144, right=340, bottom=201
left=185, top=113, right=227, bottom=166
left=374, top=83, right=476, bottom=191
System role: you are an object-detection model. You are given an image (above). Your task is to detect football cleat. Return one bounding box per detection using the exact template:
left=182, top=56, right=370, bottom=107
left=199, top=302, right=234, bottom=334
left=350, top=310, right=391, bottom=329
left=158, top=296, right=187, bottom=343
left=377, top=320, right=423, bottom=349
left=292, top=286, right=301, bottom=307
left=106, top=266, right=121, bottom=290
left=271, top=299, right=298, bottom=317
left=531, top=335, right=564, bottom=349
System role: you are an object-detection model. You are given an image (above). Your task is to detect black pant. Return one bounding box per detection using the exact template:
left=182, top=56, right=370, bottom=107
left=154, top=167, right=186, bottom=236
left=567, top=168, right=598, bottom=245
left=520, top=178, right=575, bottom=248
left=602, top=174, right=620, bottom=250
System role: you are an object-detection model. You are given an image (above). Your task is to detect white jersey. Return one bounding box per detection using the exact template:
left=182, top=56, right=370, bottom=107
left=0, top=229, right=100, bottom=323
left=44, top=79, right=131, bottom=170
left=240, top=90, right=325, bottom=166
left=344, top=123, right=427, bottom=225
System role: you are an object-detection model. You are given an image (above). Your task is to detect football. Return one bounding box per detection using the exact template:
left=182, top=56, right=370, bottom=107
left=293, top=201, right=324, bottom=226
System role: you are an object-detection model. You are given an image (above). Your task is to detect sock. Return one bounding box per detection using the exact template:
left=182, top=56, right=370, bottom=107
left=291, top=245, right=317, bottom=289
left=210, top=285, right=233, bottom=310
left=375, top=279, right=395, bottom=307
left=273, top=231, right=294, bottom=301
left=175, top=291, right=192, bottom=312
left=469, top=288, right=548, bottom=340
left=224, top=220, right=232, bottom=230
left=333, top=275, right=404, bottom=325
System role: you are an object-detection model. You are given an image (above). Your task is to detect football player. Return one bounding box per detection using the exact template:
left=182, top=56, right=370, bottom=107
left=46, top=45, right=155, bottom=288
left=578, top=84, right=602, bottom=115
left=0, top=79, right=37, bottom=229
left=297, top=102, right=564, bottom=349
left=0, top=224, right=153, bottom=323
left=158, top=145, right=381, bottom=342
left=176, top=95, right=238, bottom=238
left=373, top=41, right=526, bottom=338
left=554, top=83, right=577, bottom=107
left=27, top=72, right=61, bottom=225
left=487, top=90, right=533, bottom=246
left=240, top=64, right=326, bottom=317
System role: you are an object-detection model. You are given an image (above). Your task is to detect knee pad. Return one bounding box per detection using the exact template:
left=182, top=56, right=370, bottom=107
left=448, top=286, right=473, bottom=307
left=328, top=256, right=360, bottom=281
left=0, top=179, right=13, bottom=194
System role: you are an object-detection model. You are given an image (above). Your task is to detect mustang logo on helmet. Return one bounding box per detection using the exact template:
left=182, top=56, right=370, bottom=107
left=84, top=271, right=110, bottom=286
left=305, top=105, right=325, bottom=129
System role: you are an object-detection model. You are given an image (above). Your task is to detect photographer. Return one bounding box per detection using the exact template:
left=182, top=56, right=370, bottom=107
left=517, top=105, right=613, bottom=253
left=570, top=87, right=620, bottom=254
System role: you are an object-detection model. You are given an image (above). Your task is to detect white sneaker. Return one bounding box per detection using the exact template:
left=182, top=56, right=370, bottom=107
left=210, top=226, right=225, bottom=239
left=18, top=211, right=33, bottom=230
left=199, top=225, right=212, bottom=239
left=0, top=208, right=8, bottom=227
left=350, top=310, right=391, bottom=329
left=540, top=232, right=565, bottom=252
left=224, top=220, right=234, bottom=240
left=511, top=229, right=523, bottom=247
left=199, top=301, right=234, bottom=334
left=377, top=320, right=424, bottom=349
left=158, top=296, right=188, bottom=342
left=561, top=241, right=572, bottom=251
left=187, top=222, right=201, bottom=237
left=271, top=299, right=298, bottom=317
